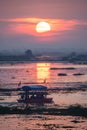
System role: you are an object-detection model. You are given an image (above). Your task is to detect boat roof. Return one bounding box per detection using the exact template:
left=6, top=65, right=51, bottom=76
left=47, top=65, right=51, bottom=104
left=20, top=85, right=47, bottom=91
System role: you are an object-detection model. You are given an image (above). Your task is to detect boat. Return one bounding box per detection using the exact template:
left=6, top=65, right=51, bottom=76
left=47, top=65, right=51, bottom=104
left=18, top=85, right=53, bottom=104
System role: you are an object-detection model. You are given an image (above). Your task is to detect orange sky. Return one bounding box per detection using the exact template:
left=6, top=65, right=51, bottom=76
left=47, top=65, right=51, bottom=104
left=0, top=0, right=87, bottom=53
left=1, top=17, right=86, bottom=37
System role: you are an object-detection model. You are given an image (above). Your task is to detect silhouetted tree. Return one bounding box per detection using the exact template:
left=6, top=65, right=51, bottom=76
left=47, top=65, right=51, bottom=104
left=25, top=49, right=32, bottom=56
left=25, top=49, right=34, bottom=59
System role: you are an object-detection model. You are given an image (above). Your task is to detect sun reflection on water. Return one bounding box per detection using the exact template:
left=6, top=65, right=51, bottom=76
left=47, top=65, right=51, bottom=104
left=36, top=63, right=50, bottom=83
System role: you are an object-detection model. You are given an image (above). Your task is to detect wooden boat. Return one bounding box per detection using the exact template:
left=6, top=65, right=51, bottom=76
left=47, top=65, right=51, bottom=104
left=18, top=85, right=53, bottom=104
left=18, top=97, right=52, bottom=104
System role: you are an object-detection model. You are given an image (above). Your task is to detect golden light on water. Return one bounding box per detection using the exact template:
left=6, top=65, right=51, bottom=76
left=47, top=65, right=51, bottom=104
left=36, top=63, right=50, bottom=83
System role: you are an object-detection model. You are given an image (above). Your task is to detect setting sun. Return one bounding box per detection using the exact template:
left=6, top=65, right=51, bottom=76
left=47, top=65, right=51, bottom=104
left=36, top=22, right=51, bottom=33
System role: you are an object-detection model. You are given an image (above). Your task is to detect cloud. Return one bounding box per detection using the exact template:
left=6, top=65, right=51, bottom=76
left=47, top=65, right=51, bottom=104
left=0, top=17, right=87, bottom=37
left=0, top=17, right=87, bottom=52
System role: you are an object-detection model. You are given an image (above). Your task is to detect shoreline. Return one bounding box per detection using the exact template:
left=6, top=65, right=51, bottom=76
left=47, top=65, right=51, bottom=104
left=0, top=60, right=87, bottom=65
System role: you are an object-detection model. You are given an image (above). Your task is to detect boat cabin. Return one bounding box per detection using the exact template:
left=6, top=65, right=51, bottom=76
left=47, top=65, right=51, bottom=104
left=18, top=85, right=52, bottom=104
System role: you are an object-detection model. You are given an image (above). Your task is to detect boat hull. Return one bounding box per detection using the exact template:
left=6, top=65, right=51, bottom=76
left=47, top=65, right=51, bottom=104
left=18, top=98, right=52, bottom=104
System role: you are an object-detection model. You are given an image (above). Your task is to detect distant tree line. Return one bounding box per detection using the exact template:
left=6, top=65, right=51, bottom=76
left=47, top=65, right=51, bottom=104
left=0, top=50, right=87, bottom=63
left=62, top=52, right=87, bottom=63
left=0, top=49, right=36, bottom=61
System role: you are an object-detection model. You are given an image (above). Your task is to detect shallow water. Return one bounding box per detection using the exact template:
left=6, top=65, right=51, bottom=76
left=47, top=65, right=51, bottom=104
left=0, top=114, right=87, bottom=130
left=0, top=62, right=87, bottom=129
left=0, top=62, right=87, bottom=106
left=0, top=62, right=87, bottom=88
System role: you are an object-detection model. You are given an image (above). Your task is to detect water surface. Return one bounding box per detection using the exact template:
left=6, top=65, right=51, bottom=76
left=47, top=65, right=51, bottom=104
left=0, top=62, right=87, bottom=130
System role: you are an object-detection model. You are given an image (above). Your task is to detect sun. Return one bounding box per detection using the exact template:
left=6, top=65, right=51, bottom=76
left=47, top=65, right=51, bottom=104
left=36, top=22, right=51, bottom=33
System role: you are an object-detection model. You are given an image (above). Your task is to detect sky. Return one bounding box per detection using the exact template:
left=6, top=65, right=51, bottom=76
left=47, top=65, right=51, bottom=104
left=0, top=0, right=87, bottom=53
